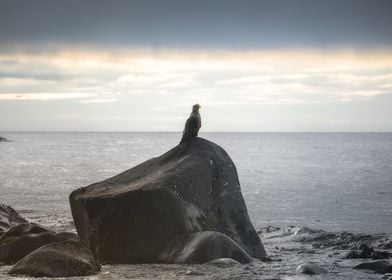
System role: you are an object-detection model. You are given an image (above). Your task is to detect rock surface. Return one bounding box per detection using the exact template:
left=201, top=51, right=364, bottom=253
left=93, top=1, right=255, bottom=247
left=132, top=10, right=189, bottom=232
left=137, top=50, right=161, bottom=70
left=207, top=257, right=241, bottom=267
left=0, top=222, right=77, bottom=264
left=381, top=273, right=392, bottom=280
left=167, top=231, right=252, bottom=264
left=70, top=137, right=265, bottom=263
left=0, top=222, right=51, bottom=242
left=346, top=244, right=391, bottom=259
left=354, top=260, right=392, bottom=274
left=9, top=240, right=100, bottom=277
left=0, top=137, right=9, bottom=142
left=296, top=262, right=326, bottom=275
left=0, top=204, right=27, bottom=233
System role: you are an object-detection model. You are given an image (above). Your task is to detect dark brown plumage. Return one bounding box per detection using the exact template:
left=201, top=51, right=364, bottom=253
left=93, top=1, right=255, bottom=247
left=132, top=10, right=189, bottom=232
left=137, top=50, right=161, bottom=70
left=180, top=104, right=201, bottom=143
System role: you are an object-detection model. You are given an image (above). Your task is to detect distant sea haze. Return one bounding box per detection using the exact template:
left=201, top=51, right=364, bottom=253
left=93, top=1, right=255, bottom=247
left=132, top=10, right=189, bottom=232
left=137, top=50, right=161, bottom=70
left=0, top=132, right=391, bottom=233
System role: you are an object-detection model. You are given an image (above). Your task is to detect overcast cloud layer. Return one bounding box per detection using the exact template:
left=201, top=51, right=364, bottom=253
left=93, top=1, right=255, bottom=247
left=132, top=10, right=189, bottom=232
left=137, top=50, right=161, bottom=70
left=0, top=0, right=391, bottom=131
left=1, top=0, right=392, bottom=49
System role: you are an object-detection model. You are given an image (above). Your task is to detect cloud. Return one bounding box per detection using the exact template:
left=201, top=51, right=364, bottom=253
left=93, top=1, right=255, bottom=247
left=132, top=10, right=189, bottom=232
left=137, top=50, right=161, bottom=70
left=80, top=98, right=118, bottom=104
left=0, top=48, right=391, bottom=107
left=1, top=0, right=392, bottom=49
left=0, top=92, right=95, bottom=101
left=116, top=72, right=197, bottom=89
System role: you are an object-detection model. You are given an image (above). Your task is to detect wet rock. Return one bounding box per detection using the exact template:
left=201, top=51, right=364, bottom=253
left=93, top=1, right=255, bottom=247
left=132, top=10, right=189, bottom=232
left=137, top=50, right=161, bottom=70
left=207, top=257, right=241, bottom=267
left=0, top=137, right=9, bottom=142
left=346, top=244, right=391, bottom=259
left=295, top=227, right=321, bottom=236
left=9, top=240, right=100, bottom=277
left=0, top=223, right=79, bottom=264
left=354, top=260, right=392, bottom=274
left=0, top=204, right=27, bottom=233
left=294, top=227, right=382, bottom=250
left=168, top=231, right=251, bottom=264
left=0, top=223, right=59, bottom=264
left=259, top=226, right=281, bottom=234
left=0, top=222, right=50, bottom=242
left=296, top=263, right=326, bottom=275
left=380, top=273, right=392, bottom=280
left=380, top=241, right=392, bottom=250
left=184, top=270, right=205, bottom=276
left=70, top=137, right=265, bottom=263
left=297, top=249, right=316, bottom=254
left=56, top=231, right=79, bottom=241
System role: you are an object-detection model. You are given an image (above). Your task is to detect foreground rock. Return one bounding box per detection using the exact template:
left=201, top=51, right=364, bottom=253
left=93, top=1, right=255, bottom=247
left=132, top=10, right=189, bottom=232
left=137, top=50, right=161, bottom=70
left=207, top=258, right=241, bottom=268
left=167, top=231, right=252, bottom=264
left=9, top=240, right=100, bottom=277
left=0, top=204, right=27, bottom=233
left=0, top=222, right=78, bottom=264
left=346, top=244, right=391, bottom=259
left=296, top=263, right=326, bottom=275
left=354, top=260, right=392, bottom=274
left=70, top=137, right=265, bottom=263
left=381, top=273, right=392, bottom=280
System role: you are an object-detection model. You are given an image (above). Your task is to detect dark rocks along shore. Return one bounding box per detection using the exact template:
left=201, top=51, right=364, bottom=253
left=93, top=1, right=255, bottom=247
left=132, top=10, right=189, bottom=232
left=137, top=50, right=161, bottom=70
left=0, top=205, right=98, bottom=277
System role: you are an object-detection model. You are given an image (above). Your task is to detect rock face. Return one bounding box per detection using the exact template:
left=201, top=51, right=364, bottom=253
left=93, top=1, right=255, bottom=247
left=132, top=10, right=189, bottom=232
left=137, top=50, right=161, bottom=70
left=207, top=257, right=241, bottom=267
left=0, top=222, right=78, bottom=264
left=354, top=260, right=392, bottom=274
left=167, top=231, right=252, bottom=264
left=0, top=222, right=51, bottom=242
left=9, top=240, right=100, bottom=277
left=70, top=137, right=266, bottom=263
left=0, top=204, right=27, bottom=233
left=346, top=244, right=391, bottom=259
left=296, top=263, right=327, bottom=275
left=381, top=273, right=392, bottom=280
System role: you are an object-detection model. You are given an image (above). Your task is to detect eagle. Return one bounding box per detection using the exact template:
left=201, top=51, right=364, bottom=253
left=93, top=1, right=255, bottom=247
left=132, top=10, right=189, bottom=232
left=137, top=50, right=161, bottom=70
left=180, top=104, right=201, bottom=144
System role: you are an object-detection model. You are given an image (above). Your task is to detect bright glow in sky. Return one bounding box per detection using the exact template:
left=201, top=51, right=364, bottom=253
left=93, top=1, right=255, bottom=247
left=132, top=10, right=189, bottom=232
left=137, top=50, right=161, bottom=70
left=1, top=48, right=391, bottom=131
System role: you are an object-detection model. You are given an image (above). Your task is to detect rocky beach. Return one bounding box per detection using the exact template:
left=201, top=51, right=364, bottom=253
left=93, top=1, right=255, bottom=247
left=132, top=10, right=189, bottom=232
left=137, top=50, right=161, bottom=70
left=1, top=210, right=392, bottom=279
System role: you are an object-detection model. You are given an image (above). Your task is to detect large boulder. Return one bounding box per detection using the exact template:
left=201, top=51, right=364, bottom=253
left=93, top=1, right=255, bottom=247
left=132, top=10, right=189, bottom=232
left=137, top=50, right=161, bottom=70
left=70, top=137, right=266, bottom=263
left=9, top=240, right=100, bottom=277
left=0, top=204, right=27, bottom=233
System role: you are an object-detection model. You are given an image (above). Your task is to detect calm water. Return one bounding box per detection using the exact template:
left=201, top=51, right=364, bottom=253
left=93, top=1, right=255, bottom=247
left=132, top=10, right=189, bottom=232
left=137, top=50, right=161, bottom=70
left=0, top=132, right=391, bottom=233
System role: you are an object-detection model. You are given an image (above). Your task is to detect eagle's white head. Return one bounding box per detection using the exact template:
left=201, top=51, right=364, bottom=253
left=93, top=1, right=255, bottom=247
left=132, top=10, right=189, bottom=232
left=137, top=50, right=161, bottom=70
left=192, top=104, right=201, bottom=112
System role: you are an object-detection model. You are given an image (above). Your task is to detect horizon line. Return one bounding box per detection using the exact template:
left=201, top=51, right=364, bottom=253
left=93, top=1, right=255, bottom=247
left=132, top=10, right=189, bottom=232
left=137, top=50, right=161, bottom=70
left=1, top=131, right=392, bottom=134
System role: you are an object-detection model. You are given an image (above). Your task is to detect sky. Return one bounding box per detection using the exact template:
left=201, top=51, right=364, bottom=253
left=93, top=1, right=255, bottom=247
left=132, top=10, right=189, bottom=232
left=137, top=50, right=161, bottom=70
left=1, top=0, right=392, bottom=132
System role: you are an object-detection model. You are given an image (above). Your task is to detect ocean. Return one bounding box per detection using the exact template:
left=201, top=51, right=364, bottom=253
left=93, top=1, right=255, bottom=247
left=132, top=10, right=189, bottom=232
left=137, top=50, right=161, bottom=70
left=1, top=132, right=391, bottom=233
left=1, top=132, right=392, bottom=279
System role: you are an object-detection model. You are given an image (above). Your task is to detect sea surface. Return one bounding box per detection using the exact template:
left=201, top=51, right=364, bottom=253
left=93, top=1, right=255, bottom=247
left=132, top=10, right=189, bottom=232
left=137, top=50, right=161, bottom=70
left=1, top=132, right=392, bottom=279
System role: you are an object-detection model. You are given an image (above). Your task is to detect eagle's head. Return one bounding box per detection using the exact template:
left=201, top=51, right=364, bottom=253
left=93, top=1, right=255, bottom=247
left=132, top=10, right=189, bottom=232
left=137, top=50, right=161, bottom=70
left=192, top=104, right=201, bottom=112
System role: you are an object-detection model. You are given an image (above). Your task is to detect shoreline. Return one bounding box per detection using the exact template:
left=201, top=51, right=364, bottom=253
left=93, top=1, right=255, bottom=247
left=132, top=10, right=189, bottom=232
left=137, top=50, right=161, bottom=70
left=2, top=214, right=391, bottom=279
